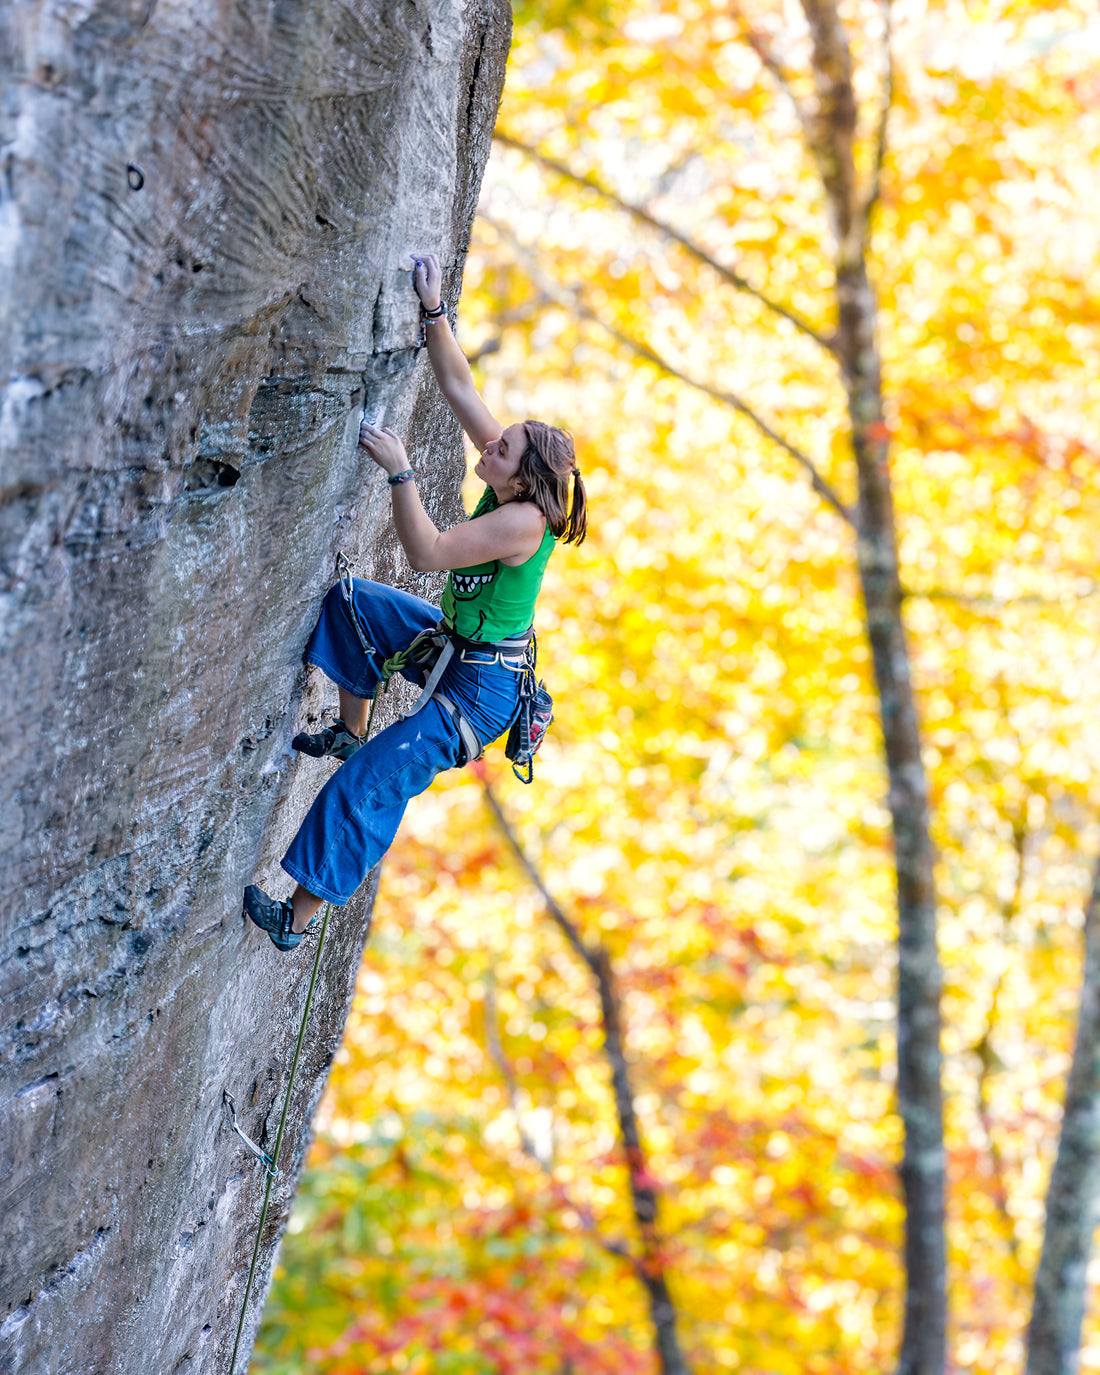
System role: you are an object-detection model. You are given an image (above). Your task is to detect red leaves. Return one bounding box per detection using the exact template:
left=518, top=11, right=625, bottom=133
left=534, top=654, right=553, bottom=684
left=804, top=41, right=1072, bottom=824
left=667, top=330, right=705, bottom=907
left=317, top=1270, right=648, bottom=1375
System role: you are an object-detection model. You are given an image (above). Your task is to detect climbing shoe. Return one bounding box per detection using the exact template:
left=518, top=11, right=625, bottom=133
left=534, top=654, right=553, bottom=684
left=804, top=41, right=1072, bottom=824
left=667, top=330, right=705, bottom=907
left=291, top=718, right=363, bottom=762
left=243, top=885, right=317, bottom=953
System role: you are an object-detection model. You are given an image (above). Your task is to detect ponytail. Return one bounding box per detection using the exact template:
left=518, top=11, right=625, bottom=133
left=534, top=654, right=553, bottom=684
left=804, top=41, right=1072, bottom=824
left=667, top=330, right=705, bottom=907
left=562, top=467, right=587, bottom=546
left=515, top=420, right=588, bottom=545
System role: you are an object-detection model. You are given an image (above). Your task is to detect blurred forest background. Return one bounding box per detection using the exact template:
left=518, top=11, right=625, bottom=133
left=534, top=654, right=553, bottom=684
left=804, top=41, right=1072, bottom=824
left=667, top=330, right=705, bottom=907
left=253, top=1, right=1100, bottom=1371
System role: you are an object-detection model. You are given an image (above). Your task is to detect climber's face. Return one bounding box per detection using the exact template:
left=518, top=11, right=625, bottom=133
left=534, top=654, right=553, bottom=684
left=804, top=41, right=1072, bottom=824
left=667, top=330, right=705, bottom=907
left=475, top=424, right=526, bottom=499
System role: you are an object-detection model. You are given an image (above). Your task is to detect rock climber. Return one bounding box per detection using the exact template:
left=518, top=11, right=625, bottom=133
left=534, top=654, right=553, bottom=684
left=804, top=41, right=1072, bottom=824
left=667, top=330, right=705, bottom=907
left=243, top=253, right=587, bottom=951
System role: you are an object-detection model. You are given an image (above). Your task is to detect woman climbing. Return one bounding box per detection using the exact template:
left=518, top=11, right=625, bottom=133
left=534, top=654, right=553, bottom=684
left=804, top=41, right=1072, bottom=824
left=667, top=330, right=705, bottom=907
left=243, top=253, right=587, bottom=951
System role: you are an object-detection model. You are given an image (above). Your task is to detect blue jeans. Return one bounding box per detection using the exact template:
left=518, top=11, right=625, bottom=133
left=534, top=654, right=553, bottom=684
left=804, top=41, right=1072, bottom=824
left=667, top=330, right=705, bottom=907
left=281, top=580, right=522, bottom=906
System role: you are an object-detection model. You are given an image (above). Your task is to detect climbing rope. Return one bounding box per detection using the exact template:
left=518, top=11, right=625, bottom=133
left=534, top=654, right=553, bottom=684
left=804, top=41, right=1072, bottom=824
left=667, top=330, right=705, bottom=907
left=224, top=559, right=484, bottom=1371
left=361, top=641, right=416, bottom=741
left=336, top=548, right=421, bottom=740
left=227, top=901, right=332, bottom=1375
left=226, top=617, right=410, bottom=1372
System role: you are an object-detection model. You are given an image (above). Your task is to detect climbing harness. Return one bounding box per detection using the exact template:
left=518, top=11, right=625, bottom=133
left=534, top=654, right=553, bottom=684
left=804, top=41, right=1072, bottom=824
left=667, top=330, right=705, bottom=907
left=227, top=904, right=331, bottom=1375
left=337, top=552, right=536, bottom=771
left=365, top=620, right=535, bottom=768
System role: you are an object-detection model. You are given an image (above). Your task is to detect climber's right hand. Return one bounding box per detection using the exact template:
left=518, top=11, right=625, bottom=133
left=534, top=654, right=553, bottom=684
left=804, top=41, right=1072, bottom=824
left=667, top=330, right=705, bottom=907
left=412, top=253, right=443, bottom=313
left=359, top=422, right=408, bottom=477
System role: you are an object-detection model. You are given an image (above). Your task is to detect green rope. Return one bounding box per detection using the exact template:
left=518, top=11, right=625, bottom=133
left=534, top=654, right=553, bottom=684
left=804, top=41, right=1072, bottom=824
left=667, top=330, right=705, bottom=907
left=228, top=641, right=414, bottom=1371
left=228, top=901, right=332, bottom=1375
left=361, top=643, right=415, bottom=742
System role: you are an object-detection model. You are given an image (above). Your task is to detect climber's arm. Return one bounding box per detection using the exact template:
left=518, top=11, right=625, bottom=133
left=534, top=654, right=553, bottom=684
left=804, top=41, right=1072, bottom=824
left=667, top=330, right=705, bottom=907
left=393, top=492, right=544, bottom=573
left=359, top=423, right=544, bottom=572
left=413, top=253, right=501, bottom=452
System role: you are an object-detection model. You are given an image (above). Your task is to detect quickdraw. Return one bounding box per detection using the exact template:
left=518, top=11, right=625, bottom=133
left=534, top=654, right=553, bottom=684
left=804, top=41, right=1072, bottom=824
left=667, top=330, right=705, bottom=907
left=336, top=551, right=382, bottom=673
left=222, top=1090, right=278, bottom=1179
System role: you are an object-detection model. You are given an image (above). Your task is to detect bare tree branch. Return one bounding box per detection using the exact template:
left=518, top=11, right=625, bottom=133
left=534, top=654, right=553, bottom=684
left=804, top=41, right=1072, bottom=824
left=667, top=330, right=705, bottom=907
left=903, top=582, right=1100, bottom=610
left=477, top=214, right=855, bottom=526
left=863, top=0, right=894, bottom=234
left=1028, top=852, right=1100, bottom=1375
left=492, top=129, right=837, bottom=355
left=734, top=2, right=892, bottom=258
left=598, top=317, right=854, bottom=524
left=477, top=769, right=692, bottom=1375
left=729, top=6, right=816, bottom=142
left=467, top=293, right=553, bottom=365
left=478, top=770, right=597, bottom=973
left=482, top=974, right=644, bottom=1274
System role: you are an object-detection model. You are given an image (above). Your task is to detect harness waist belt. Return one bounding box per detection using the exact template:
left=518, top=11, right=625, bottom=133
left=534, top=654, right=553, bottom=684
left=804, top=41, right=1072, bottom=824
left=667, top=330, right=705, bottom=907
left=400, top=621, right=530, bottom=760
left=439, top=622, right=534, bottom=656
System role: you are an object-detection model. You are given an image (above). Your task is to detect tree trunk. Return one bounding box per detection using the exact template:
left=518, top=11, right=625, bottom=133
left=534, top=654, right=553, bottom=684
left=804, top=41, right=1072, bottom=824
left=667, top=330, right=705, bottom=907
left=0, top=4, right=511, bottom=1373
left=844, top=258, right=946, bottom=1375
left=481, top=779, right=691, bottom=1375
left=799, top=3, right=947, bottom=1370
left=593, top=945, right=689, bottom=1375
left=1026, top=858, right=1100, bottom=1375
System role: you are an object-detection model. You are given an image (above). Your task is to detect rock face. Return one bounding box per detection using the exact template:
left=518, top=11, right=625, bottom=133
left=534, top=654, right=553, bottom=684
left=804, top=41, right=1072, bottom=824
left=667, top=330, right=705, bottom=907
left=0, top=3, right=510, bottom=1371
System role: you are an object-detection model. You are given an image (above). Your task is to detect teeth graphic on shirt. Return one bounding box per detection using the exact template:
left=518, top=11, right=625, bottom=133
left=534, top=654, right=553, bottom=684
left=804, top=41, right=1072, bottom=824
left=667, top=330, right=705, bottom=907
left=452, top=571, right=495, bottom=598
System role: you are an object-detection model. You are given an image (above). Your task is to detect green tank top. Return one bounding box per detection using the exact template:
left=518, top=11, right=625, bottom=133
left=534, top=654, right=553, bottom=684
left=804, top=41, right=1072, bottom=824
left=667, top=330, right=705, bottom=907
left=440, top=486, right=555, bottom=642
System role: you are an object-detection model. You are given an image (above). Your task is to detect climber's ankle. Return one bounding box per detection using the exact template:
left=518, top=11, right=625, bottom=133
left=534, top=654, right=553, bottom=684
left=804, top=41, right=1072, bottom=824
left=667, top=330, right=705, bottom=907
left=337, top=686, right=371, bottom=738
left=290, top=884, right=324, bottom=934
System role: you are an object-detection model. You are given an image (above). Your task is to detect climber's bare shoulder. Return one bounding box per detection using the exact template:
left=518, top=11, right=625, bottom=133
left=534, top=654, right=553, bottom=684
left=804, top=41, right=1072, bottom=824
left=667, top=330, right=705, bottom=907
left=413, top=502, right=545, bottom=573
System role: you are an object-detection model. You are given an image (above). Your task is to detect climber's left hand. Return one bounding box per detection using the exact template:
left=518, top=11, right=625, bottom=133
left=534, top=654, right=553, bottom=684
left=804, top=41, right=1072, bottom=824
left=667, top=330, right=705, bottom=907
left=412, top=253, right=443, bottom=312
left=359, top=421, right=408, bottom=476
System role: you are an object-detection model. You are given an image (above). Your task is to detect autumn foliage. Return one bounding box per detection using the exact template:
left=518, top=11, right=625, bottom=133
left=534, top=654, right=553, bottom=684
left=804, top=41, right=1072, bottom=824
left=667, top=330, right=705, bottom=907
left=253, top=3, right=1100, bottom=1372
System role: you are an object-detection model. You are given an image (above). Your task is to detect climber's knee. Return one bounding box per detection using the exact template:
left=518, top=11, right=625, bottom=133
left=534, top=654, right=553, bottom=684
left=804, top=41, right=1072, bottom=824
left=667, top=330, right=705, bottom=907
left=323, top=581, right=345, bottom=619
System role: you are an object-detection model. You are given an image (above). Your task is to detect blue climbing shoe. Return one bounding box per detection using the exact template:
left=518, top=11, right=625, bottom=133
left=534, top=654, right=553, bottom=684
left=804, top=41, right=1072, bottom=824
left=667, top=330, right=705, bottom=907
left=243, top=885, right=316, bottom=952
left=291, top=718, right=363, bottom=762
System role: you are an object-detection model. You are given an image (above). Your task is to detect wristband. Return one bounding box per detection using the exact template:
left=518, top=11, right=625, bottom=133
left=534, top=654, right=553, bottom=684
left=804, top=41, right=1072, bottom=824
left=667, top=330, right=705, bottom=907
left=388, top=469, right=415, bottom=486
left=423, top=300, right=447, bottom=319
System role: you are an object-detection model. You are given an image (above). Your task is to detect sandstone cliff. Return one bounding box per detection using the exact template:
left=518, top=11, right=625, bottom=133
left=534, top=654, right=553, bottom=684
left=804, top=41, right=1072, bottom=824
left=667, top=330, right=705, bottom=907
left=0, top=3, right=510, bottom=1370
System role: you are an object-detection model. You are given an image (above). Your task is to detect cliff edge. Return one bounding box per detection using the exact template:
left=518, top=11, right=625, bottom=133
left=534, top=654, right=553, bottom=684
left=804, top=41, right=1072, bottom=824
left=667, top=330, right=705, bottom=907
left=0, top=2, right=510, bottom=1370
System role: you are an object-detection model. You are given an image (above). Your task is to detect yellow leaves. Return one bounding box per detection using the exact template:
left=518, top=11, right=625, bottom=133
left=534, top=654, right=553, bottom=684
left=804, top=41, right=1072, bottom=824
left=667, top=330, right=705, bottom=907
left=250, top=3, right=1100, bottom=1371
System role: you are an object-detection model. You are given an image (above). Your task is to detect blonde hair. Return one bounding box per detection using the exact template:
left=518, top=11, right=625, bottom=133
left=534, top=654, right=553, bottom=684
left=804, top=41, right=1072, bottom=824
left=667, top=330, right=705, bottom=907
left=515, top=420, right=587, bottom=545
